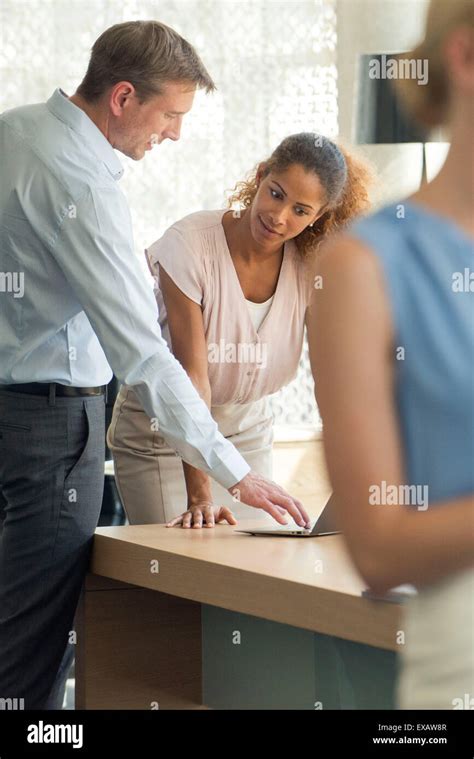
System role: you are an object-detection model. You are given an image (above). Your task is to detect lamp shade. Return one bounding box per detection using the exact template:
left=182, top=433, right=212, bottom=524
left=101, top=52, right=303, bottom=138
left=355, top=53, right=429, bottom=144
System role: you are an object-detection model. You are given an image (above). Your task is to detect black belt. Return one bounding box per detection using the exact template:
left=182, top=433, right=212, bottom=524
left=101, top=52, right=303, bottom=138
left=0, top=382, right=106, bottom=398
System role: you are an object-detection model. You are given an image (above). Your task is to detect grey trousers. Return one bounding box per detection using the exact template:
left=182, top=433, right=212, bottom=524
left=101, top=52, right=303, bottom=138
left=0, top=388, right=105, bottom=709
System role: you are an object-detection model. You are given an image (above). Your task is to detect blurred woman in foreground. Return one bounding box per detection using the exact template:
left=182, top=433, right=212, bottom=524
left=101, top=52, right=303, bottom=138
left=308, top=0, right=474, bottom=709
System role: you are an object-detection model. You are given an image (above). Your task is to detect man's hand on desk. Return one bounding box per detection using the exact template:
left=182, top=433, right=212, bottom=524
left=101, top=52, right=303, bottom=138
left=229, top=471, right=311, bottom=528
left=166, top=502, right=238, bottom=529
left=165, top=472, right=310, bottom=530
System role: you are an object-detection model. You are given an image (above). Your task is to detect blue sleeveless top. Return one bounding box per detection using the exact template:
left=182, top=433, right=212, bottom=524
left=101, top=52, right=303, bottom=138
left=348, top=200, right=474, bottom=505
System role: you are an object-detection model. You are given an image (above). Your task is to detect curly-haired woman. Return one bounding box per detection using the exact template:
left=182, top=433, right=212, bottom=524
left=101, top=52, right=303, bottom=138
left=107, top=132, right=372, bottom=527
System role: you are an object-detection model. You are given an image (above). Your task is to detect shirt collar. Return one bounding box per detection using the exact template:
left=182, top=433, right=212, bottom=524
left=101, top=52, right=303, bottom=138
left=46, top=88, right=124, bottom=181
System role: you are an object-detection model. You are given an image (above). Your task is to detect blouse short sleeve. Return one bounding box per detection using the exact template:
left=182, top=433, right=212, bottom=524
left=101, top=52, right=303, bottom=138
left=145, top=225, right=204, bottom=305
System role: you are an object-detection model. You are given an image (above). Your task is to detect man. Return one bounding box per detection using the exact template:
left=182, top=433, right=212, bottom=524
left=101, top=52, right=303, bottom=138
left=0, top=20, right=309, bottom=710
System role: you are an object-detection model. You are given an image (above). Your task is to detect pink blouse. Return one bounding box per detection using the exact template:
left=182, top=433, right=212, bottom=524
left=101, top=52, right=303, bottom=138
left=146, top=209, right=313, bottom=406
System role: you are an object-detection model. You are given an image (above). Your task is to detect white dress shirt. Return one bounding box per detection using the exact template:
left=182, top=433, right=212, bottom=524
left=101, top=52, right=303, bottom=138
left=0, top=88, right=250, bottom=488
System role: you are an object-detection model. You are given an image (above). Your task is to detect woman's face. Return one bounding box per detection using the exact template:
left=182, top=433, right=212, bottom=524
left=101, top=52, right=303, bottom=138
left=248, top=162, right=327, bottom=248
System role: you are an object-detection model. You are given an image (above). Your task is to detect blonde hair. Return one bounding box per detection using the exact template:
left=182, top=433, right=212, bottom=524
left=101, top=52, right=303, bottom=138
left=227, top=133, right=374, bottom=260
left=395, top=0, right=474, bottom=128
left=77, top=20, right=216, bottom=103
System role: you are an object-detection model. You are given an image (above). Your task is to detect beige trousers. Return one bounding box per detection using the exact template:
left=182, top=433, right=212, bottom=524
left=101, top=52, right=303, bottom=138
left=397, top=567, right=474, bottom=709
left=107, top=385, right=276, bottom=525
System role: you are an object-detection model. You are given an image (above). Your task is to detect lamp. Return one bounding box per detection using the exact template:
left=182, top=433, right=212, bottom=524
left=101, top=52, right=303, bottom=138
left=355, top=52, right=443, bottom=185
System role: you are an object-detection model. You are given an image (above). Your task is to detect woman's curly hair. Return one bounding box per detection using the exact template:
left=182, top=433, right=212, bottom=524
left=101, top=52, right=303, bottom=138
left=227, top=132, right=374, bottom=260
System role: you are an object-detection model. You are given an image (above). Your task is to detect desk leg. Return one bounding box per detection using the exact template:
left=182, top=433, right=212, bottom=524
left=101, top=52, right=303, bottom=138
left=313, top=633, right=396, bottom=709
left=202, top=606, right=396, bottom=709
left=75, top=575, right=203, bottom=709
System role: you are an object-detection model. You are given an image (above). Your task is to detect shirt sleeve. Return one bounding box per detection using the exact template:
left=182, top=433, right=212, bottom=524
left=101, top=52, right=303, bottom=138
left=48, top=184, right=250, bottom=489
left=146, top=225, right=204, bottom=305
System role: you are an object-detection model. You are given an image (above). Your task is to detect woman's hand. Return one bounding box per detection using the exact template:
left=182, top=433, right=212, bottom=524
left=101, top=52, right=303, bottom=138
left=166, top=501, right=238, bottom=529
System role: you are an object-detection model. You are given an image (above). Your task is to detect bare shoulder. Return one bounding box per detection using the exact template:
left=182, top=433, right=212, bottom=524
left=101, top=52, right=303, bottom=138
left=316, top=231, right=380, bottom=276
left=307, top=231, right=386, bottom=303
left=308, top=230, right=394, bottom=343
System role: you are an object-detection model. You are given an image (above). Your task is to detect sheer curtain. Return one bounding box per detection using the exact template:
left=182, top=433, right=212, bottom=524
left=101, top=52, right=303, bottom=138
left=0, top=0, right=338, bottom=430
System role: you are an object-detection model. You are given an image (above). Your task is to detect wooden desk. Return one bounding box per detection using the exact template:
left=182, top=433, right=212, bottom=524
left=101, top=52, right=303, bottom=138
left=76, top=520, right=402, bottom=710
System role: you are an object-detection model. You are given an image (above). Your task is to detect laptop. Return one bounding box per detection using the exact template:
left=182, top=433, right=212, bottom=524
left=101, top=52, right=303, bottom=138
left=235, top=494, right=341, bottom=538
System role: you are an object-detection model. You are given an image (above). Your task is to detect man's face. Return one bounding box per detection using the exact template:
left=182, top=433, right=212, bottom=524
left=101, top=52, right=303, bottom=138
left=110, top=81, right=196, bottom=160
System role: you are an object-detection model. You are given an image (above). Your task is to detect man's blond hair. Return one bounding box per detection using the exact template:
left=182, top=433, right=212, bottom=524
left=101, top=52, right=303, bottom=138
left=77, top=20, right=216, bottom=103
